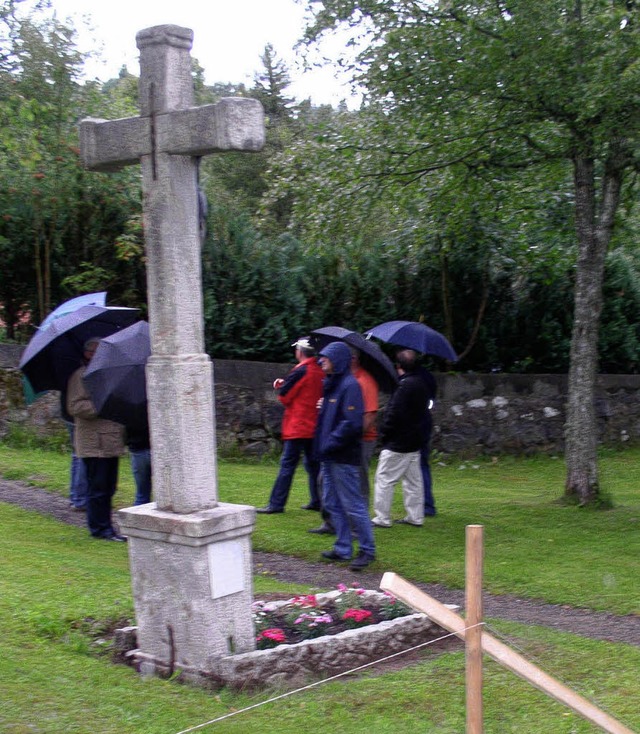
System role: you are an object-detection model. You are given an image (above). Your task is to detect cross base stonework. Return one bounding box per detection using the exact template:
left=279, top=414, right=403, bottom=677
left=118, top=502, right=256, bottom=675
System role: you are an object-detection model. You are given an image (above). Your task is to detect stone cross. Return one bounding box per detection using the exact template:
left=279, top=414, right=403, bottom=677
left=79, top=25, right=264, bottom=680
left=81, top=24, right=264, bottom=514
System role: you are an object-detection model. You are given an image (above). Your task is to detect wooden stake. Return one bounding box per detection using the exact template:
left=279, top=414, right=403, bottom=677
left=380, top=572, right=635, bottom=734
left=465, top=525, right=484, bottom=734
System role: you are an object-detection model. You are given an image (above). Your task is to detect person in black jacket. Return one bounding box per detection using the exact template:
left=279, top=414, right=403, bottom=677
left=372, top=349, right=429, bottom=527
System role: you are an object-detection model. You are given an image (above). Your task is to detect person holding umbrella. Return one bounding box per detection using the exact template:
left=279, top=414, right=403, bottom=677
left=372, top=348, right=429, bottom=528
left=67, top=337, right=127, bottom=541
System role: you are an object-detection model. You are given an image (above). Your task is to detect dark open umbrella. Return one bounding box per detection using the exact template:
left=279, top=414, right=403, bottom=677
left=19, top=305, right=140, bottom=394
left=310, top=326, right=398, bottom=393
left=22, top=292, right=108, bottom=405
left=83, top=321, right=151, bottom=431
left=366, top=320, right=458, bottom=362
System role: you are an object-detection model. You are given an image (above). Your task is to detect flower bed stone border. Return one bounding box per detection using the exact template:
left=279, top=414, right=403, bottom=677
left=114, top=590, right=456, bottom=690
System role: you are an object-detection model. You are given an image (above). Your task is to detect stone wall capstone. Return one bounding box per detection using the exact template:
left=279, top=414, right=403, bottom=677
left=1, top=344, right=639, bottom=456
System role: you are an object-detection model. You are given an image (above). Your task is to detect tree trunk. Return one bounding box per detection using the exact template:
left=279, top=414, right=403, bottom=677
left=564, top=147, right=624, bottom=505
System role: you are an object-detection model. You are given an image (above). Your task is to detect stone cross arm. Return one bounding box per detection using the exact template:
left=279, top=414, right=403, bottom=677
left=80, top=98, right=265, bottom=172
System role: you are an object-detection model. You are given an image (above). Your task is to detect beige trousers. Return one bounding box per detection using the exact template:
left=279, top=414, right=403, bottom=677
left=372, top=448, right=424, bottom=526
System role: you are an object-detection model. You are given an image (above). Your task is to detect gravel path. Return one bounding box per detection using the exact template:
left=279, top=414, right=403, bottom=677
left=2, top=478, right=639, bottom=647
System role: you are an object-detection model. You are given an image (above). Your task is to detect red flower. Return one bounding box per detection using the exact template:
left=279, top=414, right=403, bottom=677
left=257, top=628, right=287, bottom=643
left=342, top=608, right=373, bottom=624
left=292, top=594, right=317, bottom=608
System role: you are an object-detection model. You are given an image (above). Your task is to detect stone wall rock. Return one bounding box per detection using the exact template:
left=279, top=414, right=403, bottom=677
left=2, top=345, right=639, bottom=457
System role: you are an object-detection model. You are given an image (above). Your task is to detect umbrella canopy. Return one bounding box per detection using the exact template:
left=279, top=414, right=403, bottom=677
left=22, top=292, right=108, bottom=405
left=19, top=305, right=139, bottom=394
left=83, top=321, right=151, bottom=431
left=310, top=326, right=398, bottom=393
left=366, top=320, right=458, bottom=362
left=39, top=292, right=107, bottom=331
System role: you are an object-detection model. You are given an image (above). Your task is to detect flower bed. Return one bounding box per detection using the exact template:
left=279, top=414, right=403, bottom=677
left=114, top=585, right=451, bottom=690
left=211, top=586, right=444, bottom=690
left=253, top=584, right=414, bottom=648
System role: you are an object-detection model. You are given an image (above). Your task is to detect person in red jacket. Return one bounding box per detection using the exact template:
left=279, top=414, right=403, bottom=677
left=257, top=337, right=324, bottom=514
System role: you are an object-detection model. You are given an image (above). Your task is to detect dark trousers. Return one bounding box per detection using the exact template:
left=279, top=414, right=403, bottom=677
left=83, top=457, right=119, bottom=538
left=268, top=438, right=320, bottom=510
left=421, top=442, right=436, bottom=515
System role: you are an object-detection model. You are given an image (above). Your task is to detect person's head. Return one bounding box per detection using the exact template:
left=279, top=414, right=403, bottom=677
left=349, top=346, right=361, bottom=372
left=83, top=337, right=101, bottom=363
left=318, top=341, right=352, bottom=376
left=395, top=348, right=419, bottom=374
left=291, top=337, right=315, bottom=362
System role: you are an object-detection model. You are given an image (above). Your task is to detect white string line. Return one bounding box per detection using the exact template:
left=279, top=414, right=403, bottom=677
left=173, top=624, right=481, bottom=734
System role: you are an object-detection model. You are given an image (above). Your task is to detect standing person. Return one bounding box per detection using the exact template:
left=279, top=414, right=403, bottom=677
left=372, top=349, right=429, bottom=528
left=127, top=418, right=152, bottom=506
left=308, top=347, right=379, bottom=534
left=60, top=393, right=88, bottom=511
left=351, top=348, right=379, bottom=504
left=67, top=338, right=127, bottom=541
left=257, top=337, right=324, bottom=514
left=315, top=341, right=376, bottom=571
left=418, top=365, right=438, bottom=517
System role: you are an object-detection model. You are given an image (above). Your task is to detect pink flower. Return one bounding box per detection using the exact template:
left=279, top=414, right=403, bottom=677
left=292, top=594, right=317, bottom=608
left=337, top=583, right=349, bottom=592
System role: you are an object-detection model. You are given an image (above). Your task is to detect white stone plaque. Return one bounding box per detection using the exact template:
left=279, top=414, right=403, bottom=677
left=208, top=540, right=245, bottom=599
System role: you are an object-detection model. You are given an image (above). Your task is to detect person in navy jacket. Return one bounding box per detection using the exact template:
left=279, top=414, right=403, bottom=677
left=315, top=341, right=376, bottom=571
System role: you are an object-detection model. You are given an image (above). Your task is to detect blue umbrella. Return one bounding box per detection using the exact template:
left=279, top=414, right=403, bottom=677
left=83, top=321, right=151, bottom=431
left=19, top=305, right=139, bottom=394
left=23, top=292, right=107, bottom=404
left=39, top=292, right=107, bottom=331
left=366, top=320, right=458, bottom=362
left=310, top=326, right=398, bottom=393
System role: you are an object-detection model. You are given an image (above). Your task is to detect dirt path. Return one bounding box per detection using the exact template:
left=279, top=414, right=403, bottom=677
left=2, top=478, right=639, bottom=647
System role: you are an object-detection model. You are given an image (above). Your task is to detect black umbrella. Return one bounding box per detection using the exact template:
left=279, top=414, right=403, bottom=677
left=310, top=326, right=398, bottom=393
left=19, top=305, right=140, bottom=394
left=83, top=321, right=151, bottom=431
left=366, top=320, right=458, bottom=362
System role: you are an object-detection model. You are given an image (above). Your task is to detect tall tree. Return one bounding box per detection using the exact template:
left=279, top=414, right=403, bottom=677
left=299, top=0, right=640, bottom=505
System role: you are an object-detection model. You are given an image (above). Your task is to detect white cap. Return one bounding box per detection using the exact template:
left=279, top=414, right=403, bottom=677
left=291, top=337, right=312, bottom=350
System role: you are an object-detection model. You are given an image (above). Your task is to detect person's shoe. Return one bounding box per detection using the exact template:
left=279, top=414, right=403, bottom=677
left=349, top=551, right=376, bottom=571
left=371, top=518, right=392, bottom=528
left=300, top=503, right=321, bottom=511
left=70, top=504, right=86, bottom=512
left=321, top=550, right=350, bottom=562
left=256, top=506, right=284, bottom=514
left=308, top=523, right=335, bottom=535
left=95, top=533, right=127, bottom=542
left=394, top=519, right=423, bottom=527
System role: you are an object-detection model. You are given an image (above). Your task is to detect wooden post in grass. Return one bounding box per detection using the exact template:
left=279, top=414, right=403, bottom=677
left=466, top=524, right=484, bottom=734
left=380, top=572, right=635, bottom=734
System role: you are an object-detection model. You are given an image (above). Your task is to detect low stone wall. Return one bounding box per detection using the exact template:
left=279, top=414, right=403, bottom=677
left=113, top=590, right=446, bottom=690
left=1, top=343, right=639, bottom=456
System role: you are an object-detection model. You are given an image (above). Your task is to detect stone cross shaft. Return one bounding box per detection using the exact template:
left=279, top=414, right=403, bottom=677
left=80, top=25, right=265, bottom=514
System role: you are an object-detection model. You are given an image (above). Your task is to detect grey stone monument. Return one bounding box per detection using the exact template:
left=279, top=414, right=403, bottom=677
left=79, top=25, right=265, bottom=679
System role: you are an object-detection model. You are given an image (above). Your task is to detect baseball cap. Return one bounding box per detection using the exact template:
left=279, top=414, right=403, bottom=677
left=291, top=337, right=312, bottom=350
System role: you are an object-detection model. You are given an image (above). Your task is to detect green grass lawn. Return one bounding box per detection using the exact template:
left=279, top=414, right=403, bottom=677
left=0, top=445, right=639, bottom=733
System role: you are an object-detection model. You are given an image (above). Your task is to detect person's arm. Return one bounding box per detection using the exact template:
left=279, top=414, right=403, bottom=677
left=323, top=382, right=364, bottom=453
left=66, top=370, right=97, bottom=420
left=362, top=411, right=377, bottom=434
left=277, top=365, right=307, bottom=406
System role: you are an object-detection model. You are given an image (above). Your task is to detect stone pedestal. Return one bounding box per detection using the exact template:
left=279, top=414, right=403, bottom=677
left=118, top=502, right=256, bottom=677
